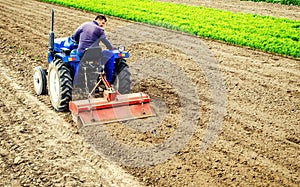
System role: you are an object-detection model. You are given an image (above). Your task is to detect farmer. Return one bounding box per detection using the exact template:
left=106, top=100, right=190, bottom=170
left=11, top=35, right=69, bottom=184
left=71, top=14, right=114, bottom=83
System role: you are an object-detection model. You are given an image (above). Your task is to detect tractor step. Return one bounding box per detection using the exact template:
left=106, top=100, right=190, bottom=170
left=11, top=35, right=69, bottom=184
left=69, top=92, right=155, bottom=126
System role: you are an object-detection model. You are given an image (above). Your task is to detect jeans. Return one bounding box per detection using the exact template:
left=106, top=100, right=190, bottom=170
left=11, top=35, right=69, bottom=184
left=102, top=50, right=114, bottom=83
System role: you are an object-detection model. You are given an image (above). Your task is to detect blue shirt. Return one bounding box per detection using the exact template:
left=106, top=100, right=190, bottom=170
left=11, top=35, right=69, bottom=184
left=72, top=20, right=113, bottom=54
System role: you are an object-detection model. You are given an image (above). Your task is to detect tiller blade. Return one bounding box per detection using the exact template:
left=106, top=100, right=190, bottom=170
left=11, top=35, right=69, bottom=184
left=69, top=92, right=155, bottom=126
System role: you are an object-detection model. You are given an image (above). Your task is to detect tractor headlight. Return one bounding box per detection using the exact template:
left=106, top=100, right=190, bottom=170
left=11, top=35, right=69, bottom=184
left=118, top=46, right=125, bottom=52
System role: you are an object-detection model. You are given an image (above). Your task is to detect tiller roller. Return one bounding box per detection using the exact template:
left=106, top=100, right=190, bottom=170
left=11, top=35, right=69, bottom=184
left=69, top=72, right=155, bottom=126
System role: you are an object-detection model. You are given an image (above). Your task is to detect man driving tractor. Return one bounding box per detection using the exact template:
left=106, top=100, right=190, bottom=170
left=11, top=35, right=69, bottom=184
left=71, top=14, right=115, bottom=83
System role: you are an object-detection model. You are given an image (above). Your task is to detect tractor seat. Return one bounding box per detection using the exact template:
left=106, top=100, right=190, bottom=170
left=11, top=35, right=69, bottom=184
left=80, top=47, right=103, bottom=63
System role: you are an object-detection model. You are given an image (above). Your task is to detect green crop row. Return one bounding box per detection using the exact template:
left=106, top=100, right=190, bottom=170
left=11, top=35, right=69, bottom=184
left=242, top=0, right=300, bottom=6
left=38, top=0, right=300, bottom=58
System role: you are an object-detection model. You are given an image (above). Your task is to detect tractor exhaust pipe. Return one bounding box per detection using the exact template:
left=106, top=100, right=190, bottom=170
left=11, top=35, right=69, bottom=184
left=48, top=8, right=54, bottom=52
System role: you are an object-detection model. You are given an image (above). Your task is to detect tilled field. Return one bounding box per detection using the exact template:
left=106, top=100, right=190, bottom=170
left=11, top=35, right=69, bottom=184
left=0, top=0, right=299, bottom=186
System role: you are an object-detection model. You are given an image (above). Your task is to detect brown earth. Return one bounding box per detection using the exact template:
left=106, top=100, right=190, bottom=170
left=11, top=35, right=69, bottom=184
left=0, top=0, right=299, bottom=186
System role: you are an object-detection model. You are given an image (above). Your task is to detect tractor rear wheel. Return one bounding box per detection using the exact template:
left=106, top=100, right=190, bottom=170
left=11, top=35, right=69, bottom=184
left=48, top=58, right=72, bottom=111
left=33, top=66, right=47, bottom=95
left=113, top=66, right=131, bottom=94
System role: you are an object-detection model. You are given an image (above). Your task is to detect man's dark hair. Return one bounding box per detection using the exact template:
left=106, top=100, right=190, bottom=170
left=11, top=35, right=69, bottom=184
left=95, top=14, right=107, bottom=22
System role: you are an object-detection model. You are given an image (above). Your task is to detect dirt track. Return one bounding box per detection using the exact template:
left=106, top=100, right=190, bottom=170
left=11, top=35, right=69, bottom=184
left=0, top=0, right=299, bottom=186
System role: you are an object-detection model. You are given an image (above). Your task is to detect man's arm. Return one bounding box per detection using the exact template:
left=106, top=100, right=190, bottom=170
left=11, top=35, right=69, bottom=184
left=71, top=26, right=83, bottom=43
left=100, top=36, right=113, bottom=50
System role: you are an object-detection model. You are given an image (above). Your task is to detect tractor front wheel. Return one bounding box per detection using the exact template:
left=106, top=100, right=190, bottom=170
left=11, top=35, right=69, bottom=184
left=48, top=58, right=72, bottom=111
left=33, top=66, right=47, bottom=95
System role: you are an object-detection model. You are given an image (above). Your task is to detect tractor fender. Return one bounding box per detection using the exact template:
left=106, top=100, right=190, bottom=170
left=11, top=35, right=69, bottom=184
left=54, top=53, right=80, bottom=63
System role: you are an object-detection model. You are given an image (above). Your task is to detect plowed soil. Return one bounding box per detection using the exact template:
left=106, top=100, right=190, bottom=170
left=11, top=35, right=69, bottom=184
left=0, top=0, right=299, bottom=186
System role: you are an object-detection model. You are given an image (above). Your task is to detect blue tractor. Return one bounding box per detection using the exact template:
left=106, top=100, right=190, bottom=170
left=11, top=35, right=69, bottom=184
left=33, top=9, right=154, bottom=126
left=33, top=9, right=131, bottom=112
